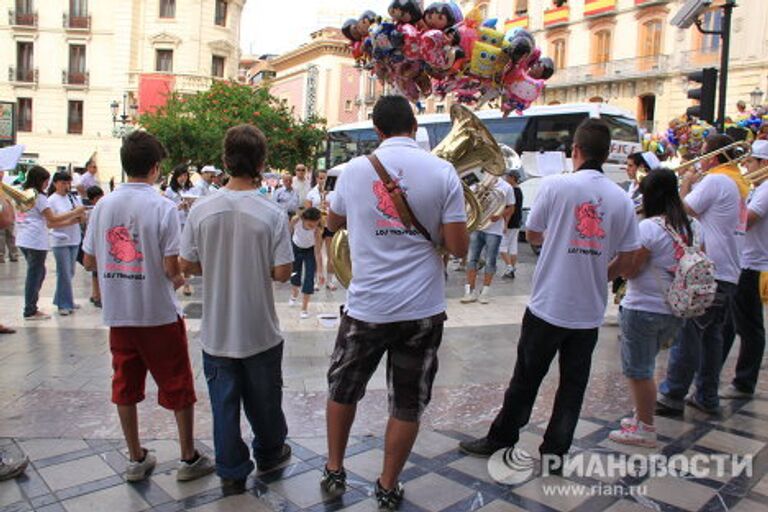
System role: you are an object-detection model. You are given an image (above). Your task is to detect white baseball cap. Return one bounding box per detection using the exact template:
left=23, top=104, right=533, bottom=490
left=752, top=140, right=768, bottom=161
left=200, top=165, right=222, bottom=175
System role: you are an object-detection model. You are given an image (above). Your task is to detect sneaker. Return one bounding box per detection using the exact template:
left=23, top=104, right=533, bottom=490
left=90, top=297, right=102, bottom=308
left=458, top=437, right=508, bottom=457
left=319, top=466, right=347, bottom=494
left=176, top=452, right=215, bottom=481
left=719, top=384, right=753, bottom=400
left=375, top=480, right=404, bottom=511
left=608, top=424, right=658, bottom=448
left=655, top=394, right=684, bottom=416
left=58, top=309, right=72, bottom=316
left=221, top=477, right=247, bottom=495
left=685, top=396, right=720, bottom=415
left=257, top=443, right=292, bottom=473
left=460, top=286, right=477, bottom=304
left=478, top=287, right=491, bottom=304
left=620, top=415, right=638, bottom=430
left=288, top=296, right=298, bottom=307
left=125, top=449, right=156, bottom=482
left=0, top=455, right=29, bottom=481
left=24, top=311, right=51, bottom=321
left=300, top=310, right=310, bottom=319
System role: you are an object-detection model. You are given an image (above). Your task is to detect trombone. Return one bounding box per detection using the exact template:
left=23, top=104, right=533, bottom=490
left=0, top=182, right=37, bottom=212
left=670, top=140, right=752, bottom=177
left=743, top=161, right=768, bottom=186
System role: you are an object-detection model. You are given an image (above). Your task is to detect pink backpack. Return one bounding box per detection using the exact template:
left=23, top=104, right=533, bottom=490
left=652, top=218, right=716, bottom=318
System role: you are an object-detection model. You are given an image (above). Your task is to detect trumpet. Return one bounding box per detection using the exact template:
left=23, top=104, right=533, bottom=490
left=670, top=141, right=752, bottom=177
left=0, top=182, right=37, bottom=212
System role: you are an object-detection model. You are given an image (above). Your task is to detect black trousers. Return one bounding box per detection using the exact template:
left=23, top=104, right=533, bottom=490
left=488, top=308, right=599, bottom=457
left=722, top=268, right=765, bottom=394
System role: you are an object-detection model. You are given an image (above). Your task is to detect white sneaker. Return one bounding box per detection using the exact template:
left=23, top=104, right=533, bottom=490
left=24, top=311, right=51, bottom=321
left=719, top=384, right=753, bottom=399
left=288, top=296, right=298, bottom=307
left=58, top=309, right=72, bottom=316
left=460, top=285, right=477, bottom=304
left=0, top=455, right=29, bottom=481
left=300, top=310, right=310, bottom=319
left=620, top=415, right=638, bottom=430
left=608, top=423, right=658, bottom=448
left=125, top=450, right=156, bottom=482
left=177, top=453, right=215, bottom=482
left=478, top=287, right=491, bottom=304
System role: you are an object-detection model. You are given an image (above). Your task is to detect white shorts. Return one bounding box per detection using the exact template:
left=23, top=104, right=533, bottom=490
left=500, top=229, right=519, bottom=255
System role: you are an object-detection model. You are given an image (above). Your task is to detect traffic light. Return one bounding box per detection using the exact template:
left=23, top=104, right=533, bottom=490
left=686, top=68, right=718, bottom=124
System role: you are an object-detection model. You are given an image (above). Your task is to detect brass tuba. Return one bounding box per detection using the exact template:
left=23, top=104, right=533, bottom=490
left=0, top=182, right=37, bottom=212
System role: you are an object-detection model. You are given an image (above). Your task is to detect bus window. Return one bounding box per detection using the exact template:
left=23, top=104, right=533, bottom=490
left=530, top=114, right=588, bottom=156
left=603, top=115, right=640, bottom=142
left=484, top=117, right=529, bottom=153
left=426, top=122, right=452, bottom=148
left=357, top=128, right=380, bottom=155
left=328, top=131, right=357, bottom=168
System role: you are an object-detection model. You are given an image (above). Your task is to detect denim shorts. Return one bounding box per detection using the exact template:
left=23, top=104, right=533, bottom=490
left=467, top=231, right=502, bottom=275
left=620, top=308, right=682, bottom=380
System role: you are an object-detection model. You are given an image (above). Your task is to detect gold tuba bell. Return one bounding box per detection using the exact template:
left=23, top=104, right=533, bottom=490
left=0, top=182, right=37, bottom=212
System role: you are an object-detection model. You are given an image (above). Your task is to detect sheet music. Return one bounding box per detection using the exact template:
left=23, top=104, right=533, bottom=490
left=0, top=144, right=24, bottom=172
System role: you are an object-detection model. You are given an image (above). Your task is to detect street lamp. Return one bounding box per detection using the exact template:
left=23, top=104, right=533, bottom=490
left=749, top=86, right=764, bottom=108
left=111, top=93, right=138, bottom=139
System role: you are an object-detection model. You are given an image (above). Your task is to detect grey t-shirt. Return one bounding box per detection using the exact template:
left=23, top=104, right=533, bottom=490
left=180, top=189, right=294, bottom=358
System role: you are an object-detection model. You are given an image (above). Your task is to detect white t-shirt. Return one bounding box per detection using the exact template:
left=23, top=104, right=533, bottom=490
left=742, top=181, right=768, bottom=271
left=79, top=172, right=99, bottom=191
left=192, top=180, right=212, bottom=197
left=622, top=218, right=702, bottom=315
left=82, top=183, right=183, bottom=327
left=48, top=193, right=82, bottom=247
left=164, top=187, right=189, bottom=228
left=526, top=169, right=640, bottom=329
left=481, top=178, right=516, bottom=237
left=293, top=176, right=312, bottom=204
left=685, top=173, right=743, bottom=283
left=331, top=137, right=467, bottom=323
left=293, top=220, right=316, bottom=249
left=180, top=189, right=294, bottom=358
left=15, top=194, right=50, bottom=251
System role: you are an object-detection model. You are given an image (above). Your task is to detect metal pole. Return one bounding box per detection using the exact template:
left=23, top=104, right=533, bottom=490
left=717, top=0, right=735, bottom=132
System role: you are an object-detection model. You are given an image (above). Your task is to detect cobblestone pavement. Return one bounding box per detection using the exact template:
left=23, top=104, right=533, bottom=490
left=0, top=248, right=767, bottom=511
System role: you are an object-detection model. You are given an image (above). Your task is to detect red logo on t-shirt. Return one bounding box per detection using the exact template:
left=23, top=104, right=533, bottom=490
left=575, top=201, right=606, bottom=239
left=106, top=226, right=144, bottom=263
left=373, top=180, right=402, bottom=221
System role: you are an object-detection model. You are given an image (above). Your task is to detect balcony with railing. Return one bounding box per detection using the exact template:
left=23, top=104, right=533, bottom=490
left=547, top=55, right=671, bottom=87
left=63, top=12, right=91, bottom=31
left=62, top=70, right=89, bottom=87
left=8, top=66, right=38, bottom=85
left=8, top=9, right=38, bottom=27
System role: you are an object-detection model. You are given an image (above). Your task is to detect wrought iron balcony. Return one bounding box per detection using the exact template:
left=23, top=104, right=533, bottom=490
left=62, top=70, right=89, bottom=86
left=8, top=66, right=38, bottom=84
left=547, top=55, right=671, bottom=87
left=63, top=13, right=91, bottom=30
left=8, top=9, right=38, bottom=27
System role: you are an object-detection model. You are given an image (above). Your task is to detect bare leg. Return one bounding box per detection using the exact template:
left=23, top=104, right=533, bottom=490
left=379, top=417, right=419, bottom=489
left=483, top=273, right=494, bottom=287
left=326, top=400, right=356, bottom=471
left=466, top=269, right=477, bottom=290
left=117, top=405, right=143, bottom=461
left=302, top=293, right=310, bottom=312
left=92, top=275, right=101, bottom=301
left=325, top=238, right=336, bottom=288
left=500, top=252, right=511, bottom=266
left=629, top=378, right=656, bottom=426
left=315, top=245, right=325, bottom=286
left=174, top=405, right=196, bottom=460
left=510, top=254, right=518, bottom=267
left=291, top=286, right=299, bottom=300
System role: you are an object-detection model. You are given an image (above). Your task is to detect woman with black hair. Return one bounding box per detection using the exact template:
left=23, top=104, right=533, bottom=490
left=625, top=151, right=660, bottom=206
left=16, top=166, right=86, bottom=320
left=609, top=168, right=699, bottom=448
left=46, top=172, right=84, bottom=315
left=164, top=164, right=194, bottom=295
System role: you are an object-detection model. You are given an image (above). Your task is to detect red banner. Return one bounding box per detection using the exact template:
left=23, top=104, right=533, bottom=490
left=138, top=74, right=175, bottom=115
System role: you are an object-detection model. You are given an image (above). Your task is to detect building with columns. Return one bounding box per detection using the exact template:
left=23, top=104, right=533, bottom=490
left=477, top=0, right=768, bottom=131
left=1, top=0, right=245, bottom=181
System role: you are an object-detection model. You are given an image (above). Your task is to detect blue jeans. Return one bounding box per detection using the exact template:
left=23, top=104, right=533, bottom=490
left=203, top=342, right=287, bottom=480
left=659, top=281, right=737, bottom=409
left=20, top=248, right=47, bottom=317
left=620, top=308, right=682, bottom=380
left=290, top=244, right=316, bottom=295
left=467, top=231, right=502, bottom=275
left=53, top=245, right=79, bottom=310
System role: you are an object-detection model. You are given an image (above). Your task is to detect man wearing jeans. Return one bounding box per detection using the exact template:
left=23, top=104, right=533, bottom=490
left=322, top=96, right=469, bottom=510
left=657, top=134, right=745, bottom=415
left=461, top=177, right=516, bottom=304
left=181, top=124, right=294, bottom=492
left=720, top=139, right=768, bottom=399
left=459, top=119, right=639, bottom=469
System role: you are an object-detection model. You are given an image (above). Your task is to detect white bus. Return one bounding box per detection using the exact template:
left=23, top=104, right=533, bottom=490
left=320, top=103, right=642, bottom=233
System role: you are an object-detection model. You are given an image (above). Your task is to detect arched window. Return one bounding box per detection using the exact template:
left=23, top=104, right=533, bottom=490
left=551, top=38, right=566, bottom=70
left=640, top=19, right=663, bottom=57
left=592, top=30, right=611, bottom=64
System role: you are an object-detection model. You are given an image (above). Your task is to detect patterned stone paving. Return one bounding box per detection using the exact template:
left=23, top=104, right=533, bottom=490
left=1, top=250, right=767, bottom=511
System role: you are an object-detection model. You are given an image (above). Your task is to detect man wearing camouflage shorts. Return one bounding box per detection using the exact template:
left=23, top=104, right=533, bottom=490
left=323, top=96, right=469, bottom=510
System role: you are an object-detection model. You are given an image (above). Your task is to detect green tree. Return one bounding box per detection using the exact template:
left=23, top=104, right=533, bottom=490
left=139, top=80, right=326, bottom=173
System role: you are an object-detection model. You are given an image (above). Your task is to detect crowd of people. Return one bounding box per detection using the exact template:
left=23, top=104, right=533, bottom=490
left=0, top=94, right=766, bottom=511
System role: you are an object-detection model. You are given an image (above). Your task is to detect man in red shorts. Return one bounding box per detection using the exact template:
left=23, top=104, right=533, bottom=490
left=83, top=131, right=213, bottom=482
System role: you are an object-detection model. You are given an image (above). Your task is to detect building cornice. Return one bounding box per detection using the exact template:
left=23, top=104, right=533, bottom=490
left=270, top=39, right=352, bottom=71
left=148, top=32, right=182, bottom=47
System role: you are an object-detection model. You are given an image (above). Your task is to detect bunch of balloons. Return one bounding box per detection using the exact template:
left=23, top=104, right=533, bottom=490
left=341, top=0, right=555, bottom=114
left=665, top=115, right=715, bottom=160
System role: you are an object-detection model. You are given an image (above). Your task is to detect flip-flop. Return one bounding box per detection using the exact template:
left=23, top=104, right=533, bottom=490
left=0, top=326, right=16, bottom=334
